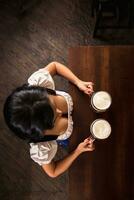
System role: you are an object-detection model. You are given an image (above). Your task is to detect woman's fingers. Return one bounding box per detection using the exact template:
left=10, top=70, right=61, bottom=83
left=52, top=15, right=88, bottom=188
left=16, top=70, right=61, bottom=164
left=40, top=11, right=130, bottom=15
left=87, top=82, right=94, bottom=88
left=77, top=137, right=95, bottom=153
left=84, top=137, right=93, bottom=142
left=87, top=144, right=95, bottom=151
left=84, top=139, right=94, bottom=150
left=87, top=82, right=94, bottom=86
left=84, top=137, right=93, bottom=143
left=86, top=86, right=94, bottom=95
left=84, top=146, right=95, bottom=152
left=85, top=89, right=93, bottom=95
left=88, top=143, right=94, bottom=148
left=78, top=81, right=94, bottom=95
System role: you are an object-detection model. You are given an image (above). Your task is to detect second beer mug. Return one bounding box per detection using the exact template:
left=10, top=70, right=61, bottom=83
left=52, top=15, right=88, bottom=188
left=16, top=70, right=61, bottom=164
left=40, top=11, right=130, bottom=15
left=90, top=119, right=111, bottom=140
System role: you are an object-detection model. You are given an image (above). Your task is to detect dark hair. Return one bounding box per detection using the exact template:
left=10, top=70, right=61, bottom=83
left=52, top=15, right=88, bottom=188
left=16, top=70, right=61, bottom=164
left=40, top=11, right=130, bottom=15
left=3, top=84, right=58, bottom=143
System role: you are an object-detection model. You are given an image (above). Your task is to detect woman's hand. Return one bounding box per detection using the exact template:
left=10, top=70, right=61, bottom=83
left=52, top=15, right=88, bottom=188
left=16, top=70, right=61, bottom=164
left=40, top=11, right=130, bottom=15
left=76, top=80, right=94, bottom=95
left=42, top=137, right=95, bottom=178
left=76, top=137, right=95, bottom=154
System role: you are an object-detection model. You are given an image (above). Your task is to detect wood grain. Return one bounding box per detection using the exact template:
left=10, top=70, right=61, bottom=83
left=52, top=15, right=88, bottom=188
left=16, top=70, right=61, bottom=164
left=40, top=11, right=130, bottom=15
left=69, top=46, right=134, bottom=200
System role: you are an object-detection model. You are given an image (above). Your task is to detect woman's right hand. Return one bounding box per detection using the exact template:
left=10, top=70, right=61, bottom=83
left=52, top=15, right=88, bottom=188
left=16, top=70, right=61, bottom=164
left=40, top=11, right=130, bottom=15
left=76, top=137, right=95, bottom=154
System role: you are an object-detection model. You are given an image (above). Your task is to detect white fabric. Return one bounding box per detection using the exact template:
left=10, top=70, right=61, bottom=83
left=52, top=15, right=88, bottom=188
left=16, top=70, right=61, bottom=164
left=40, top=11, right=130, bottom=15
left=28, top=68, right=73, bottom=165
left=28, top=68, right=55, bottom=90
left=30, top=141, right=58, bottom=165
left=56, top=90, right=73, bottom=140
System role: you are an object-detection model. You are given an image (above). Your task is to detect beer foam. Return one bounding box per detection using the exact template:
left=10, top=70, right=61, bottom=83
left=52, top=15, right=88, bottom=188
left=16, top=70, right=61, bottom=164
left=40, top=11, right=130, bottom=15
left=93, top=91, right=111, bottom=110
left=92, top=119, right=111, bottom=139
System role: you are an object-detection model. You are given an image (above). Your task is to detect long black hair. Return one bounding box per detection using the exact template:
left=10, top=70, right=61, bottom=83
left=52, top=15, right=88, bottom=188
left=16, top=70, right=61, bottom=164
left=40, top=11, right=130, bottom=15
left=3, top=84, right=58, bottom=143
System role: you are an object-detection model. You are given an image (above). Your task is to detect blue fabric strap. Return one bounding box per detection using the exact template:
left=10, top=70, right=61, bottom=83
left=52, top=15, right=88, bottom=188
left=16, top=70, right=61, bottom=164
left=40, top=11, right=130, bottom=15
left=57, top=139, right=69, bottom=148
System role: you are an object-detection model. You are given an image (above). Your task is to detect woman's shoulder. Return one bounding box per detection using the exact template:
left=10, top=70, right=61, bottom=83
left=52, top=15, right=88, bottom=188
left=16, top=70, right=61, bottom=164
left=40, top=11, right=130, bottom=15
left=28, top=68, right=55, bottom=89
left=30, top=140, right=58, bottom=165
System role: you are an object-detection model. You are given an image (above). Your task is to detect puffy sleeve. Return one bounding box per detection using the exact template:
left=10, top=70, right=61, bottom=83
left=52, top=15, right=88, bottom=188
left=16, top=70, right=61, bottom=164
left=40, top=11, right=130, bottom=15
left=28, top=68, right=55, bottom=90
left=30, top=141, right=58, bottom=165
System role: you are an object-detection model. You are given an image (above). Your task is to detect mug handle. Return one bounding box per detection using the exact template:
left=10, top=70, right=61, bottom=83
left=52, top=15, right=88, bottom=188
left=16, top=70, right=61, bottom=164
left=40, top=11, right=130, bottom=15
left=89, top=134, right=95, bottom=142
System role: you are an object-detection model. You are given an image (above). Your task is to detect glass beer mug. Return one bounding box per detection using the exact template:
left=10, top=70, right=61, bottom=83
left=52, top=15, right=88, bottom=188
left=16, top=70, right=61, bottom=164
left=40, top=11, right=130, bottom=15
left=91, top=91, right=112, bottom=113
left=90, top=119, right=111, bottom=141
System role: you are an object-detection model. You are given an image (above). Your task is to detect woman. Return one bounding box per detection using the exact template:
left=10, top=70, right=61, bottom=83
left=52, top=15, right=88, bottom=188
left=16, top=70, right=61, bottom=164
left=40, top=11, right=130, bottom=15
left=3, top=61, right=95, bottom=178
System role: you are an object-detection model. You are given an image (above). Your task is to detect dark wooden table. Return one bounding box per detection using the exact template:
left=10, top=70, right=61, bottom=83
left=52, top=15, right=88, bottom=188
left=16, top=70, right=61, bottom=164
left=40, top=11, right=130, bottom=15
left=68, top=46, right=134, bottom=200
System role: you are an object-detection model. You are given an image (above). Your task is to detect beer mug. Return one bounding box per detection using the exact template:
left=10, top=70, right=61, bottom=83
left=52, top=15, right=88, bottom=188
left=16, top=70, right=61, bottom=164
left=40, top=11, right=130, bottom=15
left=90, top=119, right=111, bottom=140
left=91, top=91, right=112, bottom=112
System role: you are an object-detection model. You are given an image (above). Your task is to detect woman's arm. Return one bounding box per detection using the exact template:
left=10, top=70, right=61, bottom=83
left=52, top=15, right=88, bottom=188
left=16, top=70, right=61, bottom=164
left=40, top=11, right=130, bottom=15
left=42, top=137, right=95, bottom=178
left=45, top=61, right=94, bottom=95
left=45, top=61, right=80, bottom=85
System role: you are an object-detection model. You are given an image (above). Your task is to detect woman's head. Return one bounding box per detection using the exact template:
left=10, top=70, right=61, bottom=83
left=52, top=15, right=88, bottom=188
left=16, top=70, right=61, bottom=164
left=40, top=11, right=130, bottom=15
left=3, top=84, right=57, bottom=143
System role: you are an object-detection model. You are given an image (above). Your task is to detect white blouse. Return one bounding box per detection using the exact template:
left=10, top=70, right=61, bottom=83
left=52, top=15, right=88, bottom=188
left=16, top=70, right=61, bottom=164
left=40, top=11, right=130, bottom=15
left=28, top=68, right=73, bottom=166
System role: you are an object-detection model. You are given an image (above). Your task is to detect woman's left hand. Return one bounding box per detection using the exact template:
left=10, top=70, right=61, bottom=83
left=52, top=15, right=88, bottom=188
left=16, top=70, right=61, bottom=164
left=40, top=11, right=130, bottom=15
left=76, top=137, right=95, bottom=154
left=76, top=80, right=94, bottom=95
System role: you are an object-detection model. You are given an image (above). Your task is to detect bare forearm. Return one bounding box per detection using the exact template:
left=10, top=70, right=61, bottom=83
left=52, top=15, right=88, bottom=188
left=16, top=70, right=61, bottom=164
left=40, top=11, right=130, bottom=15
left=54, top=149, right=81, bottom=177
left=42, top=148, right=81, bottom=178
left=46, top=61, right=80, bottom=86
left=42, top=137, right=95, bottom=178
left=55, top=62, right=80, bottom=85
left=50, top=137, right=94, bottom=177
